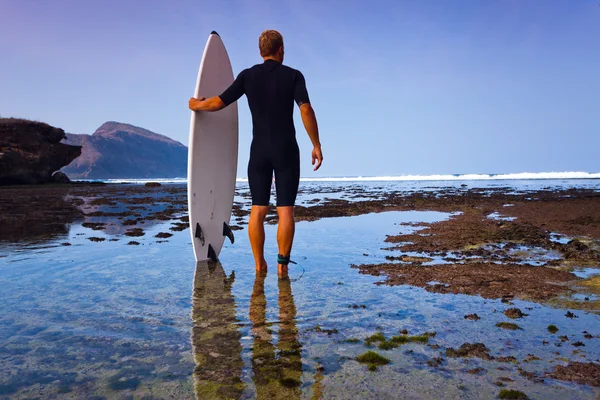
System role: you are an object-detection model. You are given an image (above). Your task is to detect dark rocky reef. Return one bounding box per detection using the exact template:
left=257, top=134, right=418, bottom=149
left=62, top=121, right=187, bottom=179
left=0, top=118, right=82, bottom=185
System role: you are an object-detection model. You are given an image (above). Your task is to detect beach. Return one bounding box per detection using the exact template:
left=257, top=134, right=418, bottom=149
left=1, top=179, right=599, bottom=399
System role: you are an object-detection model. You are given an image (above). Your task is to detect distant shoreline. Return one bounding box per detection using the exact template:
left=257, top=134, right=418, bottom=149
left=77, top=171, right=600, bottom=184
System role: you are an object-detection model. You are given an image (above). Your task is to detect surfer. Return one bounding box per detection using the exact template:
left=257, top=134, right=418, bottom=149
left=189, top=29, right=322, bottom=277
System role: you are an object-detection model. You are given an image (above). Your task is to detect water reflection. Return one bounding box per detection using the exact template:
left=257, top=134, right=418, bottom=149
left=0, top=186, right=83, bottom=244
left=0, top=184, right=187, bottom=247
left=250, top=273, right=302, bottom=399
left=191, top=261, right=245, bottom=399
left=191, top=260, right=303, bottom=400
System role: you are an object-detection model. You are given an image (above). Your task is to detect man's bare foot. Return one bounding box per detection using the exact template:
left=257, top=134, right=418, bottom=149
left=277, top=264, right=289, bottom=279
left=256, top=259, right=268, bottom=272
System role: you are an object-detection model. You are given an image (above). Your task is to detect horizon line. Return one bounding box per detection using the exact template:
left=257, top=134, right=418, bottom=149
left=94, top=171, right=600, bottom=184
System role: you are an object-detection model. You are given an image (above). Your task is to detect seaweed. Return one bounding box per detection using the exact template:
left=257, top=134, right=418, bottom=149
left=496, top=322, right=522, bottom=330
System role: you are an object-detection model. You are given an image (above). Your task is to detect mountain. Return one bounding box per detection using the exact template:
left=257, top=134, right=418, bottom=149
left=62, top=121, right=187, bottom=179
left=0, top=118, right=82, bottom=185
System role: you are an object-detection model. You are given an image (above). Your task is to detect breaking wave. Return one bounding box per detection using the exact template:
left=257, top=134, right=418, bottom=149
left=97, top=171, right=600, bottom=184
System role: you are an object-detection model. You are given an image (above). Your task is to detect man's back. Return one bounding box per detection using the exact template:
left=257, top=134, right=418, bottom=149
left=219, top=60, right=310, bottom=146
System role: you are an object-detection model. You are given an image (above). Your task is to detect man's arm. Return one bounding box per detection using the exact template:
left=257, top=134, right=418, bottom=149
left=189, top=69, right=246, bottom=112
left=188, top=96, right=226, bottom=112
left=299, top=103, right=323, bottom=171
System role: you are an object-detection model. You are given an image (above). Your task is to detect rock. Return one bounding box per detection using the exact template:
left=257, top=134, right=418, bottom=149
left=0, top=118, right=81, bottom=185
left=504, top=308, right=528, bottom=319
left=559, top=239, right=600, bottom=261
left=125, top=228, right=145, bottom=237
left=565, top=311, right=578, bottom=319
left=155, top=232, right=173, bottom=239
left=446, top=343, right=494, bottom=360
left=51, top=171, right=71, bottom=183
left=427, top=357, right=444, bottom=367
left=467, top=367, right=486, bottom=375
left=496, top=356, right=518, bottom=363
left=546, top=362, right=600, bottom=387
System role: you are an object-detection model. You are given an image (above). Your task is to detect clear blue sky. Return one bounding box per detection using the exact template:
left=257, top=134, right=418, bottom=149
left=1, top=0, right=599, bottom=177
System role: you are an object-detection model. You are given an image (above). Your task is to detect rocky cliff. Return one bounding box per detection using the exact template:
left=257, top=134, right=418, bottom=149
left=0, top=118, right=82, bottom=185
left=62, top=121, right=187, bottom=179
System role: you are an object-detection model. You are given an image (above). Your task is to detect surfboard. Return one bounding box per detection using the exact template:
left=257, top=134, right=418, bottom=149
left=188, top=31, right=238, bottom=262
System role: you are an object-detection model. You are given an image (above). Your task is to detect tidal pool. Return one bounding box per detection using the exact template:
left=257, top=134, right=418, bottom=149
left=1, top=182, right=599, bottom=399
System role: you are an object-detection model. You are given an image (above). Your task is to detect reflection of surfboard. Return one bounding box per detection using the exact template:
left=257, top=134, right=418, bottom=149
left=191, top=261, right=244, bottom=399
left=188, top=31, right=238, bottom=262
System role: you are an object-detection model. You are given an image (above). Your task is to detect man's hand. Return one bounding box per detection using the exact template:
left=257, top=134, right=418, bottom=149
left=312, top=146, right=323, bottom=171
left=189, top=97, right=206, bottom=111
left=189, top=96, right=226, bottom=112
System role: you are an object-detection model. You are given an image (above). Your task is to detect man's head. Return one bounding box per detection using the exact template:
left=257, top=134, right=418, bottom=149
left=259, top=29, right=284, bottom=62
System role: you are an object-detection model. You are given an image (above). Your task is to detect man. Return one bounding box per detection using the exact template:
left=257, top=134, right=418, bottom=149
left=189, top=29, right=323, bottom=277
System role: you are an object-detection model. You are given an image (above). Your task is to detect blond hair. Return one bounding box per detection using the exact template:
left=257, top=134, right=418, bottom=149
left=259, top=30, right=283, bottom=57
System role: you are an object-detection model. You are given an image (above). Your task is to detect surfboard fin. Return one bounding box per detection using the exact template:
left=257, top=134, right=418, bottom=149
left=207, top=244, right=218, bottom=262
left=223, top=222, right=235, bottom=244
left=195, top=223, right=205, bottom=246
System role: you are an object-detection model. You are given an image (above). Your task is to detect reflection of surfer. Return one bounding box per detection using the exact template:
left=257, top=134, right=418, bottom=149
left=191, top=261, right=245, bottom=399
left=250, top=273, right=302, bottom=399
left=189, top=29, right=323, bottom=276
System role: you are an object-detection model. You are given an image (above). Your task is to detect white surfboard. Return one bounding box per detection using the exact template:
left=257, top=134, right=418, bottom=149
left=188, top=31, right=238, bottom=262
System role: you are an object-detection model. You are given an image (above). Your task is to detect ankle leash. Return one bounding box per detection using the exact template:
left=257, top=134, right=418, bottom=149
left=277, top=254, right=294, bottom=266
left=277, top=254, right=303, bottom=281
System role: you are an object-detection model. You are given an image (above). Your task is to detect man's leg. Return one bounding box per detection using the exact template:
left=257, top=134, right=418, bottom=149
left=249, top=205, right=269, bottom=271
left=276, top=206, right=295, bottom=276
left=273, top=142, right=300, bottom=277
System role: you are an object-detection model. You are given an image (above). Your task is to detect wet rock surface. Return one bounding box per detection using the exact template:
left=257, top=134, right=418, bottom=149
left=546, top=362, right=600, bottom=387
left=504, top=308, right=528, bottom=319
left=345, top=187, right=600, bottom=306
left=446, top=343, right=493, bottom=360
left=353, top=261, right=575, bottom=302
left=464, top=313, right=481, bottom=320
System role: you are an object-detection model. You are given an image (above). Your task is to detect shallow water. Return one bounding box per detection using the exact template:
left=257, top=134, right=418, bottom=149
left=1, top=180, right=600, bottom=399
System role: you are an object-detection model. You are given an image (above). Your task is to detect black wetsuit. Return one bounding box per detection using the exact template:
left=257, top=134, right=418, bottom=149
left=219, top=59, right=310, bottom=206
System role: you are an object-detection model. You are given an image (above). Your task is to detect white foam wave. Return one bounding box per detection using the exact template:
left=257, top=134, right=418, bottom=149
left=96, top=171, right=600, bottom=184
left=102, top=178, right=188, bottom=184
left=298, top=171, right=600, bottom=182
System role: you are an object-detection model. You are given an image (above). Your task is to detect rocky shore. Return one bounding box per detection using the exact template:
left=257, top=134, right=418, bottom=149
left=0, top=118, right=81, bottom=185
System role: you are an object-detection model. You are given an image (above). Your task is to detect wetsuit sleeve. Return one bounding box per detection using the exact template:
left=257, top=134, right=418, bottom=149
left=219, top=70, right=246, bottom=106
left=294, top=71, right=310, bottom=106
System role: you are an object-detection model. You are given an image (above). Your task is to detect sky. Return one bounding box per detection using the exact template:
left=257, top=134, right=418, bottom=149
left=1, top=0, right=599, bottom=177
